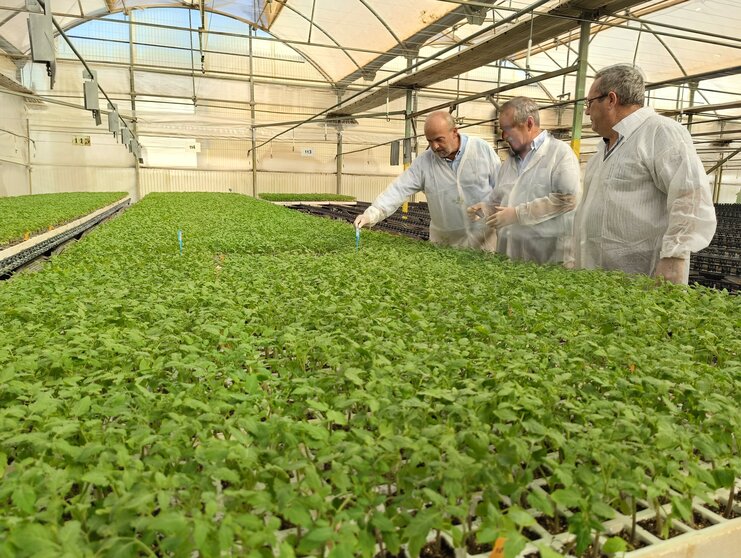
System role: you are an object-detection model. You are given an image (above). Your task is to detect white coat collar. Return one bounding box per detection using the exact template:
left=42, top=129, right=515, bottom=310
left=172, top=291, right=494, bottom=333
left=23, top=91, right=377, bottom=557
left=613, top=106, right=655, bottom=141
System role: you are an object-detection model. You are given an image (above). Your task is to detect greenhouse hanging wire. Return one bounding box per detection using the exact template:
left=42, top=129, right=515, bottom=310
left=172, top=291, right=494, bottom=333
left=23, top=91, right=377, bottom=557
left=0, top=128, right=36, bottom=150
left=525, top=10, right=534, bottom=74
left=198, top=0, right=208, bottom=74
left=637, top=20, right=715, bottom=112
left=632, top=18, right=643, bottom=67
left=386, top=84, right=390, bottom=122
left=188, top=9, right=198, bottom=103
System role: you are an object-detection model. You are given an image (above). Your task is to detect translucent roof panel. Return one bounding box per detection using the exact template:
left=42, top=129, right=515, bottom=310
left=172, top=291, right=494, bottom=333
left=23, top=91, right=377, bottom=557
left=2, top=1, right=738, bottom=87
left=0, top=0, right=459, bottom=82
left=1, top=0, right=739, bottom=138
left=265, top=0, right=457, bottom=82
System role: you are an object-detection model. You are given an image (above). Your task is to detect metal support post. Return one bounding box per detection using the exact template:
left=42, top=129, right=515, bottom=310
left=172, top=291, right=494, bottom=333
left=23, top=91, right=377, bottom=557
left=336, top=91, right=343, bottom=195
left=249, top=26, right=257, bottom=197
left=404, top=55, right=416, bottom=205
left=713, top=158, right=723, bottom=204
left=129, top=12, right=140, bottom=200
left=26, top=116, right=32, bottom=194
left=570, top=17, right=591, bottom=158
left=403, top=55, right=415, bottom=171
left=687, top=81, right=698, bottom=133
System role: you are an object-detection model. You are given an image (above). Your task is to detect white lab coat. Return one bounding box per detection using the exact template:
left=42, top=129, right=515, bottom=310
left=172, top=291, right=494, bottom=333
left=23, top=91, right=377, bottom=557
left=574, top=107, right=716, bottom=282
left=493, top=132, right=580, bottom=264
left=363, top=136, right=500, bottom=250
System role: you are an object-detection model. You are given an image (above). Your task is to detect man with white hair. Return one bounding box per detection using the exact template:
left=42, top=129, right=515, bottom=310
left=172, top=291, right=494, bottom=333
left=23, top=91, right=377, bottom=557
left=574, top=64, right=716, bottom=284
left=354, top=110, right=500, bottom=250
left=468, top=96, right=580, bottom=264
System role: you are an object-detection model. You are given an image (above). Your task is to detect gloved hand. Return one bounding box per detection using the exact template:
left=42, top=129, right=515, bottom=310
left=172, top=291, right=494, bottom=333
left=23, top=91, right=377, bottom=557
left=486, top=206, right=517, bottom=229
left=653, top=257, right=689, bottom=285
left=354, top=214, right=371, bottom=229
left=467, top=202, right=497, bottom=222
left=467, top=202, right=485, bottom=222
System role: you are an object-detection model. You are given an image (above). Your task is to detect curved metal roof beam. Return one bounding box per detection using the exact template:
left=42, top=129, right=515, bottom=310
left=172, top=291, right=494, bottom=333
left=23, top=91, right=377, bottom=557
left=636, top=20, right=715, bottom=111
left=56, top=5, right=337, bottom=84
left=270, top=0, right=362, bottom=81
left=0, top=10, right=30, bottom=58
left=355, top=0, right=404, bottom=47
left=0, top=10, right=22, bottom=28
left=202, top=7, right=336, bottom=83
left=503, top=58, right=558, bottom=103
left=515, top=34, right=599, bottom=78
left=0, top=27, right=24, bottom=57
left=513, top=36, right=600, bottom=107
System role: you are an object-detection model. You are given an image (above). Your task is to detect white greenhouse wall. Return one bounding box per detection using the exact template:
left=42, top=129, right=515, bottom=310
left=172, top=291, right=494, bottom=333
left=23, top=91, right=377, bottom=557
left=137, top=171, right=399, bottom=204
left=140, top=169, right=251, bottom=196
left=0, top=86, right=30, bottom=197
left=198, top=140, right=251, bottom=171
left=254, top=171, right=333, bottom=195
left=252, top=172, right=396, bottom=203
left=340, top=174, right=402, bottom=202
left=30, top=129, right=134, bottom=170
left=30, top=166, right=136, bottom=197
left=28, top=126, right=137, bottom=199
left=0, top=156, right=29, bottom=197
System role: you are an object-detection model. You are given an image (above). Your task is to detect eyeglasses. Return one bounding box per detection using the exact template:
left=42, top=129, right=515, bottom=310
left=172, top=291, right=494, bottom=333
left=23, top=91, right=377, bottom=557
left=585, top=93, right=609, bottom=108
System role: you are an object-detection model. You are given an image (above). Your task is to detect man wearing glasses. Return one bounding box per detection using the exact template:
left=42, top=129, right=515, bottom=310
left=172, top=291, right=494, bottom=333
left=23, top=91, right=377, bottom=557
left=573, top=64, right=716, bottom=284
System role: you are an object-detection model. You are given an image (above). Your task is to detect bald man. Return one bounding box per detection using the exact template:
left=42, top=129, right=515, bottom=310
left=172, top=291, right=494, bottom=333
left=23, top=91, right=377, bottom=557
left=354, top=111, right=500, bottom=250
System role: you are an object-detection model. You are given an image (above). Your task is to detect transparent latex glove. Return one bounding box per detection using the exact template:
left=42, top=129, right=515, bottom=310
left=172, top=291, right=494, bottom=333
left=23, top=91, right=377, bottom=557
left=653, top=257, right=689, bottom=285
left=354, top=206, right=383, bottom=229
left=354, top=214, right=371, bottom=229
left=466, top=202, right=497, bottom=223
left=486, top=206, right=518, bottom=230
left=562, top=244, right=576, bottom=270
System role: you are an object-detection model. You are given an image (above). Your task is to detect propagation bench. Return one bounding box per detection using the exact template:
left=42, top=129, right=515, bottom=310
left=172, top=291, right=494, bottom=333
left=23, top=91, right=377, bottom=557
left=0, top=197, right=131, bottom=279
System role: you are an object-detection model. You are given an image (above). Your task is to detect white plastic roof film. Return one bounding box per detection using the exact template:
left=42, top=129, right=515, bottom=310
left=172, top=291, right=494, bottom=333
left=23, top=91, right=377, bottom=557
left=1, top=1, right=739, bottom=87
left=0, top=0, right=738, bottom=172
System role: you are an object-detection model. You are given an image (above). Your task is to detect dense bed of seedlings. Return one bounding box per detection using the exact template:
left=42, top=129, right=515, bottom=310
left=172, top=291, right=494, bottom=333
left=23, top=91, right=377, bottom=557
left=0, top=193, right=739, bottom=557
left=0, top=192, right=128, bottom=247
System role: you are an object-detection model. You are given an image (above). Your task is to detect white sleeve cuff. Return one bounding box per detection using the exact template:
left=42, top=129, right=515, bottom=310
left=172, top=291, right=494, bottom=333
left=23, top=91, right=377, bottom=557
left=659, top=246, right=691, bottom=260
left=364, top=205, right=385, bottom=226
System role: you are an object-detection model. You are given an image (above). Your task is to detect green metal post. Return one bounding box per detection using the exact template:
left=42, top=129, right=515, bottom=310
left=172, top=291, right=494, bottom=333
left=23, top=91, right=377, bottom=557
left=571, top=17, right=591, bottom=158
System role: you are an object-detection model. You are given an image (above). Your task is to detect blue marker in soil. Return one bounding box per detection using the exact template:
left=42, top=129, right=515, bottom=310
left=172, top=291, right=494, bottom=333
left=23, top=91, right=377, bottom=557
left=178, top=229, right=183, bottom=255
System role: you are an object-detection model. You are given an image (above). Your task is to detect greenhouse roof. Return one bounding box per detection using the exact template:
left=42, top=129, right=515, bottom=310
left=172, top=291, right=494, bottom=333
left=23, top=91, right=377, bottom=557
left=0, top=0, right=739, bottom=89
left=0, top=0, right=739, bottom=172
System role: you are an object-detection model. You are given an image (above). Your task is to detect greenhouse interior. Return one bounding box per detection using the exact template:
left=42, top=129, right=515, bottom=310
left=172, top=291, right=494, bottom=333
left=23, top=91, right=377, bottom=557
left=0, top=0, right=740, bottom=557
